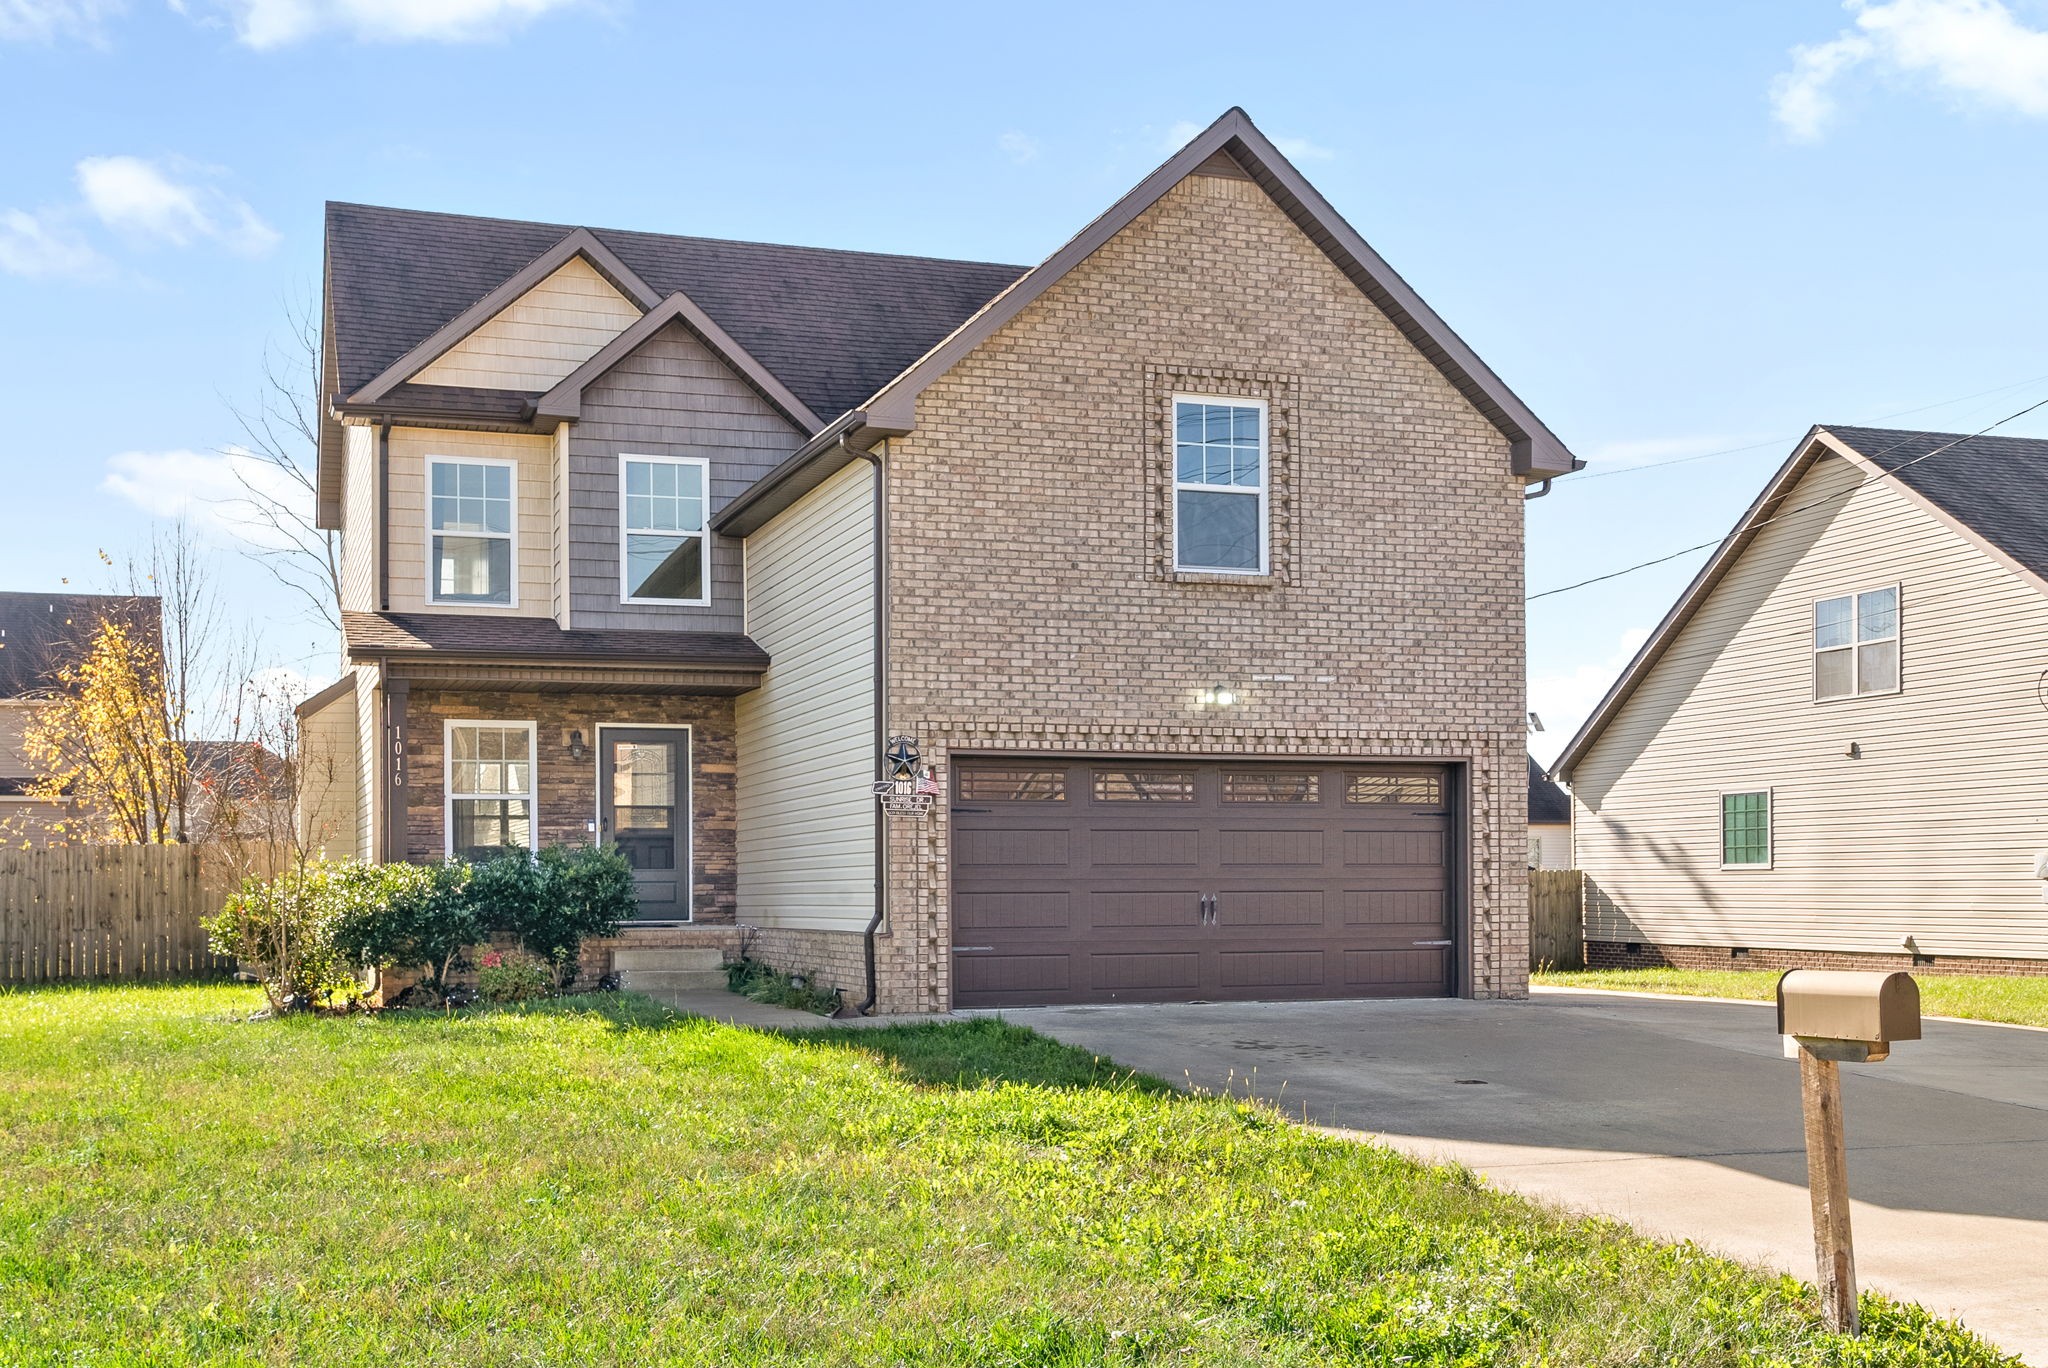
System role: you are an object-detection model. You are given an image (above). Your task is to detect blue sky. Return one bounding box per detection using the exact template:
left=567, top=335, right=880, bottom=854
left=5, top=0, right=2048, bottom=755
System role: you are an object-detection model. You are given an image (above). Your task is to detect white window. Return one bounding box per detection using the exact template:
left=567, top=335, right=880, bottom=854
left=429, top=458, right=515, bottom=605
left=446, top=721, right=536, bottom=859
left=620, top=455, right=709, bottom=605
left=1173, top=396, right=1267, bottom=574
left=1814, top=586, right=1899, bottom=700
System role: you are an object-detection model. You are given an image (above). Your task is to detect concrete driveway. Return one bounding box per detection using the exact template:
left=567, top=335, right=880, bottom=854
left=998, top=988, right=2048, bottom=1365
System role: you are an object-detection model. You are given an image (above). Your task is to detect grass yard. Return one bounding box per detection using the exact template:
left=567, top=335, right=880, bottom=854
left=0, top=985, right=2021, bottom=1366
left=1537, top=967, right=2048, bottom=1029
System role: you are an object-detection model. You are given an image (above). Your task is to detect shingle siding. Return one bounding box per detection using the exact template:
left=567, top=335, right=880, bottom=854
left=566, top=322, right=802, bottom=633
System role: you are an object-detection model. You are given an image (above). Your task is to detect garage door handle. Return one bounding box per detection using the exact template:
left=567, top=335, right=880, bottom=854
left=1413, top=939, right=1452, bottom=947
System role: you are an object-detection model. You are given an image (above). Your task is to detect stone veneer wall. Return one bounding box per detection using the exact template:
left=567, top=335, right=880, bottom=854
left=400, top=688, right=739, bottom=922
left=1587, top=939, right=2048, bottom=978
left=864, top=170, right=1531, bottom=1014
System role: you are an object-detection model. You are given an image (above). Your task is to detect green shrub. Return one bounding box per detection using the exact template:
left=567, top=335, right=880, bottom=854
left=328, top=860, right=478, bottom=994
left=475, top=947, right=553, bottom=1003
left=521, top=844, right=633, bottom=985
left=724, top=957, right=841, bottom=1015
left=204, top=860, right=361, bottom=1014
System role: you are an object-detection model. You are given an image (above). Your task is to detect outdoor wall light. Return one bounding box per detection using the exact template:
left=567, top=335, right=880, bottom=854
left=1198, top=687, right=1239, bottom=707
left=567, top=729, right=587, bottom=761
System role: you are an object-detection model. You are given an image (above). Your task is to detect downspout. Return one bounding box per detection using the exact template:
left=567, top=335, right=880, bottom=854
left=1522, top=477, right=1553, bottom=501
left=376, top=419, right=393, bottom=610
left=851, top=438, right=887, bottom=1016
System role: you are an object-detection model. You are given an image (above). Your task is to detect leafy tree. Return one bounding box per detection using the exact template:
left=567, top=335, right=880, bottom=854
left=19, top=615, right=186, bottom=844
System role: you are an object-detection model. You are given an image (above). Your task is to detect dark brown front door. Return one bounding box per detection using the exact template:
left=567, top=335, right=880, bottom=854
left=950, top=759, right=1453, bottom=1008
left=599, top=728, right=689, bottom=922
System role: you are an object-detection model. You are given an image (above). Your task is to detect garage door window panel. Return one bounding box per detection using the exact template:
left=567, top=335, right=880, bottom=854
left=1347, top=773, right=1444, bottom=807
left=1093, top=770, right=1196, bottom=802
left=1222, top=771, right=1321, bottom=803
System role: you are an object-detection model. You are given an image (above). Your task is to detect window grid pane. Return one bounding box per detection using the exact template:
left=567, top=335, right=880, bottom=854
left=1093, top=770, right=1196, bottom=802
left=959, top=767, right=1068, bottom=802
left=1721, top=792, right=1770, bottom=865
left=1815, top=588, right=1900, bottom=697
left=1346, top=773, right=1443, bottom=806
left=1222, top=771, right=1320, bottom=803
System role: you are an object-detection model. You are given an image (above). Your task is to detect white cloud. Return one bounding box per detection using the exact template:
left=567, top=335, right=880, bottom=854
left=1772, top=0, right=2048, bottom=141
left=1160, top=120, right=1205, bottom=152
left=998, top=131, right=1041, bottom=165
left=75, top=156, right=278, bottom=256
left=0, top=208, right=109, bottom=279
left=1528, top=626, right=1652, bottom=767
left=218, top=0, right=587, bottom=47
left=102, top=447, right=307, bottom=551
left=0, top=0, right=123, bottom=42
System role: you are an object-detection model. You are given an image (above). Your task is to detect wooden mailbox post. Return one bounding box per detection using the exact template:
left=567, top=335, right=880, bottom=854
left=1775, top=969, right=1922, bottom=1335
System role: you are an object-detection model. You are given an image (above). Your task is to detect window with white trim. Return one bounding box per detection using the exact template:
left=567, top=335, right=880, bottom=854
left=620, top=455, right=709, bottom=604
left=447, top=722, right=535, bottom=859
left=1173, top=397, right=1267, bottom=573
left=429, top=458, right=514, bottom=605
left=1720, top=790, right=1771, bottom=868
left=1814, top=586, right=1898, bottom=700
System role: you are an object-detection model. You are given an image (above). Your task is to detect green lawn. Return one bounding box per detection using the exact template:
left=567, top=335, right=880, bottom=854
left=1537, top=967, right=2048, bottom=1029
left=0, top=985, right=2020, bottom=1366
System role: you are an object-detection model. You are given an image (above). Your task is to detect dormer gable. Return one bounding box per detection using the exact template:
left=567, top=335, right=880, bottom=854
left=413, top=255, right=642, bottom=392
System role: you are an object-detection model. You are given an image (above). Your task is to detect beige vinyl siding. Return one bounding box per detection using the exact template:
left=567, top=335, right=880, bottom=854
left=412, top=256, right=641, bottom=392
left=735, top=460, right=876, bottom=931
left=353, top=666, right=380, bottom=861
left=339, top=423, right=376, bottom=610
left=298, top=682, right=359, bottom=860
left=1573, top=452, right=2048, bottom=960
left=385, top=427, right=553, bottom=617
left=1529, top=823, right=1571, bottom=870
left=0, top=700, right=39, bottom=778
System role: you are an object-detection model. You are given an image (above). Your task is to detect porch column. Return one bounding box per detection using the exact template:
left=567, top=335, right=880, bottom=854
left=382, top=676, right=410, bottom=863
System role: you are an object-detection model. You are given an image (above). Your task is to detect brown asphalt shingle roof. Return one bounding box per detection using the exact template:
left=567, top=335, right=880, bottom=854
left=325, top=202, right=1029, bottom=424
left=0, top=593, right=161, bottom=698
left=342, top=611, right=769, bottom=670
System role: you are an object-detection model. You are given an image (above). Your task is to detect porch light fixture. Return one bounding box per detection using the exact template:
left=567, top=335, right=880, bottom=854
left=567, top=729, right=587, bottom=761
left=1198, top=686, right=1239, bottom=707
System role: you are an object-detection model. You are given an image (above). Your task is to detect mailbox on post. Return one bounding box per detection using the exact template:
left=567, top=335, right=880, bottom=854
left=1778, top=970, right=1921, bottom=1062
left=1774, top=969, right=1922, bottom=1337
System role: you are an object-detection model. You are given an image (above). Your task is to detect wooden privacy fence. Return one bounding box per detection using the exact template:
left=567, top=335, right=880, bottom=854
left=0, top=845, right=244, bottom=983
left=1529, top=868, right=1585, bottom=970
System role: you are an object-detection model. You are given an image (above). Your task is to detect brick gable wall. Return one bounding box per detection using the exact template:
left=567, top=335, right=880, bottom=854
left=850, top=172, right=1530, bottom=1013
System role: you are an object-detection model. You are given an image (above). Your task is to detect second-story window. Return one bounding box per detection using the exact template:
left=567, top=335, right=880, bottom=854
left=1814, top=586, right=1899, bottom=700
left=1173, top=396, right=1267, bottom=574
left=429, top=458, right=514, bottom=605
left=620, top=455, right=709, bottom=605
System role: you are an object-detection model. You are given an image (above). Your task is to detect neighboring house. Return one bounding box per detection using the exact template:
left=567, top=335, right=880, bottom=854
left=300, top=108, right=1577, bottom=1012
left=1556, top=425, right=2048, bottom=975
left=1527, top=758, right=1571, bottom=869
left=0, top=592, right=163, bottom=845
left=186, top=740, right=292, bottom=847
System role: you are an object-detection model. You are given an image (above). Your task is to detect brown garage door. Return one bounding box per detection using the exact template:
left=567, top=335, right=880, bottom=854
left=950, top=759, right=1454, bottom=1008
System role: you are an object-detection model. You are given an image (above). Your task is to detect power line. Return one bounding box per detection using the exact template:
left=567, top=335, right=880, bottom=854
left=1562, top=371, right=2048, bottom=483
left=1528, top=397, right=2048, bottom=603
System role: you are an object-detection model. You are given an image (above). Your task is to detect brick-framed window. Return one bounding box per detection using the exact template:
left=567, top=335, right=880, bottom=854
left=446, top=720, right=537, bottom=860
left=1145, top=367, right=1296, bottom=584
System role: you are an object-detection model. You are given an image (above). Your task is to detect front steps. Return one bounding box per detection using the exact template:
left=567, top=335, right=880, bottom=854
left=611, top=947, right=727, bottom=999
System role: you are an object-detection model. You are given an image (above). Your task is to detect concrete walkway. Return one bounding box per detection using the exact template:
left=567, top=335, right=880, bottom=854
left=999, top=988, right=2048, bottom=1365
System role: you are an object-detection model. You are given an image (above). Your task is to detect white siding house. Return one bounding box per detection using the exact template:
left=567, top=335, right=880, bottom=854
left=1555, top=425, right=2048, bottom=972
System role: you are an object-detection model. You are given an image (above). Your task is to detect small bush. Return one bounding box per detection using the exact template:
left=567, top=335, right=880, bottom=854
left=476, top=948, right=553, bottom=1003
left=329, top=860, right=478, bottom=994
left=204, top=860, right=361, bottom=1014
left=724, top=957, right=841, bottom=1015
left=506, top=845, right=634, bottom=988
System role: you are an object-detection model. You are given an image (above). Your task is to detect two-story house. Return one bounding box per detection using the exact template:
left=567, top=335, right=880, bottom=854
left=300, top=108, right=1577, bottom=1013
left=1556, top=425, right=2048, bottom=975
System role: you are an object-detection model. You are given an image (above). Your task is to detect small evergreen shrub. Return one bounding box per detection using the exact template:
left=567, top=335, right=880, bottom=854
left=329, top=860, right=478, bottom=995
left=204, top=860, right=362, bottom=1014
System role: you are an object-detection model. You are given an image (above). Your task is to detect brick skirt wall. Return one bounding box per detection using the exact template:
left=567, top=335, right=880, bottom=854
left=1587, top=939, right=2048, bottom=978
left=747, top=926, right=873, bottom=1008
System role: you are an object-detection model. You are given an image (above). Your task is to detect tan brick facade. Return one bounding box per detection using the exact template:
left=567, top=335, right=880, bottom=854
left=862, top=172, right=1531, bottom=1013
left=399, top=688, right=739, bottom=923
